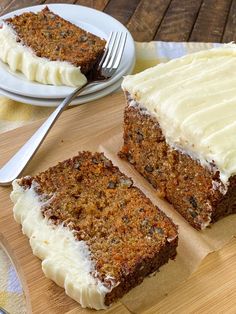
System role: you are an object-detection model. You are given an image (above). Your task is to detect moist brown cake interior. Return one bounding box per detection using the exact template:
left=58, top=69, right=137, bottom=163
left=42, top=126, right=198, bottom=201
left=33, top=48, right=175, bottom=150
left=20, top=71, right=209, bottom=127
left=5, top=7, right=106, bottom=74
left=19, top=151, right=178, bottom=305
left=119, top=93, right=236, bottom=230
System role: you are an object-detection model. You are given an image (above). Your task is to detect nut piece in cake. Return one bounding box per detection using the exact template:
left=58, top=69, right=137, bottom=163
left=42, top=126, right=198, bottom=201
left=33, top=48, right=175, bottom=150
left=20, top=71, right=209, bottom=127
left=0, top=7, right=106, bottom=87
left=120, top=44, right=236, bottom=229
left=11, top=151, right=178, bottom=310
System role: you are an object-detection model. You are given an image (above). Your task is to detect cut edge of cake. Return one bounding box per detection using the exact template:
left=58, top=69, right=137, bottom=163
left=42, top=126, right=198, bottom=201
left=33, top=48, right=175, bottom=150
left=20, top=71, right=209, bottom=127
left=119, top=46, right=236, bottom=229
left=120, top=44, right=236, bottom=188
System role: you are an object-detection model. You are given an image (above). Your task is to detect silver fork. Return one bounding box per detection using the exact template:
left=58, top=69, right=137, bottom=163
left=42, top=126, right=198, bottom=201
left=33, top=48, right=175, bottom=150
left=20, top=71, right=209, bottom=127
left=0, top=32, right=127, bottom=186
left=0, top=307, right=9, bottom=314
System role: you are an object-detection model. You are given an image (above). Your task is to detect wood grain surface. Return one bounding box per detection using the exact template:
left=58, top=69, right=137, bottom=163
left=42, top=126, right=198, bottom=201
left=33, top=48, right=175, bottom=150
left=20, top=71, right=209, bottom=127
left=1, top=0, right=236, bottom=42
left=0, top=93, right=127, bottom=314
left=1, top=92, right=236, bottom=314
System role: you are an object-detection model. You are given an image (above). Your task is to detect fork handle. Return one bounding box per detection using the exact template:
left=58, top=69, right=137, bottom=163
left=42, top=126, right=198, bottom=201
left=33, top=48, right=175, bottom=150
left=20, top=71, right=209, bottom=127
left=0, top=82, right=89, bottom=186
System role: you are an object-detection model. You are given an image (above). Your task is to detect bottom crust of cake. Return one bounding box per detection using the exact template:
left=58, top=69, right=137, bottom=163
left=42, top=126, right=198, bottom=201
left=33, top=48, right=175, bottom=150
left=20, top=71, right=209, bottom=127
left=119, top=95, right=236, bottom=230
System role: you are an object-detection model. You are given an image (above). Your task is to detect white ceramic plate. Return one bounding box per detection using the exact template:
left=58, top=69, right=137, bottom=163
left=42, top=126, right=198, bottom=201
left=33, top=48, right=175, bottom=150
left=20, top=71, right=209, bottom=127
left=0, top=77, right=123, bottom=107
left=0, top=4, right=135, bottom=99
left=0, top=58, right=135, bottom=107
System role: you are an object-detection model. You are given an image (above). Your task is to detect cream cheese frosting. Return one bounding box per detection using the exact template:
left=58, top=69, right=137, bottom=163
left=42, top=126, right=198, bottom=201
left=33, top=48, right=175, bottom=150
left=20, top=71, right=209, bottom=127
left=0, top=23, right=87, bottom=87
left=11, top=180, right=112, bottom=310
left=122, top=44, right=236, bottom=185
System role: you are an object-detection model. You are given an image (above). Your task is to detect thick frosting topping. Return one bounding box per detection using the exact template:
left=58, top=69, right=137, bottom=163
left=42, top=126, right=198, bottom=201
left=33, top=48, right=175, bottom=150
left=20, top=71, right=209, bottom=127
left=122, top=45, right=236, bottom=184
left=11, top=180, right=110, bottom=310
left=0, top=23, right=87, bottom=87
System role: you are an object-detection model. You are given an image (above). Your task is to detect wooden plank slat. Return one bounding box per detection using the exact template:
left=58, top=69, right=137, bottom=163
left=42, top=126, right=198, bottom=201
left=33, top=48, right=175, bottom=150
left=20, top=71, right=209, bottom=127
left=45, top=0, right=76, bottom=4
left=0, top=0, right=13, bottom=15
left=75, top=0, right=110, bottom=11
left=127, top=0, right=172, bottom=42
left=104, top=0, right=141, bottom=25
left=222, top=0, right=236, bottom=42
left=154, top=0, right=203, bottom=42
left=189, top=0, right=232, bottom=43
left=0, top=0, right=44, bottom=15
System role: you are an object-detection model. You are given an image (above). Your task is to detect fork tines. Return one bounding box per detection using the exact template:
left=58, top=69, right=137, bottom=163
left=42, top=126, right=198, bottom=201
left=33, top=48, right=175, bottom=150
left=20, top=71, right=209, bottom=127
left=98, top=31, right=127, bottom=76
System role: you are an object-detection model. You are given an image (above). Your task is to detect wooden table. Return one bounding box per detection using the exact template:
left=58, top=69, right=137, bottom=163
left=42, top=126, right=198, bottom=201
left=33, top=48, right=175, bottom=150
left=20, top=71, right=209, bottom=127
left=1, top=0, right=236, bottom=43
left=1, top=1, right=236, bottom=313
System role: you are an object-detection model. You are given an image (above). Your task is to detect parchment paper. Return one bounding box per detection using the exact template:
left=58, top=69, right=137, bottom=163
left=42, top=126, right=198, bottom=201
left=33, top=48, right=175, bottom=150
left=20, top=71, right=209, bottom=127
left=99, top=130, right=236, bottom=313
left=1, top=40, right=234, bottom=313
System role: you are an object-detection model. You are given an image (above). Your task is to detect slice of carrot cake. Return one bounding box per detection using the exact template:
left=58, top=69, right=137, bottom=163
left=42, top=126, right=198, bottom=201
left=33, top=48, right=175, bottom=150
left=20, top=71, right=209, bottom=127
left=0, top=7, right=106, bottom=87
left=119, top=44, right=236, bottom=230
left=11, top=151, right=178, bottom=310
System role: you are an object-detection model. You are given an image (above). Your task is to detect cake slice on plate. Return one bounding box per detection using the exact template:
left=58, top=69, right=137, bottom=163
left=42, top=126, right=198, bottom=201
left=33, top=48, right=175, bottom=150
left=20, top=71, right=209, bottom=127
left=0, top=7, right=106, bottom=87
left=11, top=151, right=178, bottom=310
left=120, top=44, right=236, bottom=230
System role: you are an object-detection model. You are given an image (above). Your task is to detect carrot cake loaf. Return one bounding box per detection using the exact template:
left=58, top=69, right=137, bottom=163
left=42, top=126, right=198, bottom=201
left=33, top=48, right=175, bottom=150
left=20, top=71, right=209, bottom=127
left=0, top=7, right=106, bottom=87
left=120, top=44, right=236, bottom=230
left=11, top=152, right=178, bottom=310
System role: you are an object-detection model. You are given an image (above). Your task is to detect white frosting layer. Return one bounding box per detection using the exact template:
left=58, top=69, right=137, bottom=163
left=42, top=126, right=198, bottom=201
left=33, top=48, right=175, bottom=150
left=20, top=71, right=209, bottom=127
left=0, top=23, right=87, bottom=87
left=122, top=45, right=236, bottom=184
left=11, top=180, right=110, bottom=310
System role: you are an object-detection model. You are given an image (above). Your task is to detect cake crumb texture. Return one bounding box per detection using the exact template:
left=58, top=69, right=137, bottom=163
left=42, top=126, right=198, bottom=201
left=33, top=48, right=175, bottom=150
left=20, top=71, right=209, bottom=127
left=19, top=151, right=178, bottom=305
left=119, top=95, right=236, bottom=230
left=5, top=7, right=106, bottom=74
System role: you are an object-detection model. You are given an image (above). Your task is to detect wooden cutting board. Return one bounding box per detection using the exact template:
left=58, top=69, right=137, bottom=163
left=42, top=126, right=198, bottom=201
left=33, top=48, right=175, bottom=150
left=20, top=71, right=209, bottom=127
left=0, top=92, right=127, bottom=314
left=1, top=91, right=236, bottom=314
